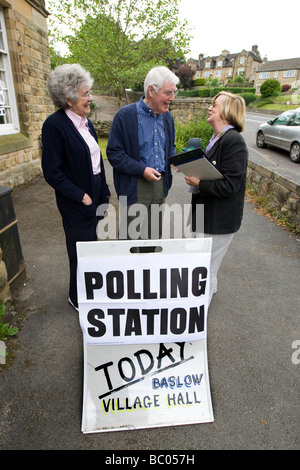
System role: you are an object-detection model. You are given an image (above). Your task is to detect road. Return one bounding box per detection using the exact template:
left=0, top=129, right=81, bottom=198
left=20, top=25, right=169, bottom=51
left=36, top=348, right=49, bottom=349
left=243, top=112, right=300, bottom=178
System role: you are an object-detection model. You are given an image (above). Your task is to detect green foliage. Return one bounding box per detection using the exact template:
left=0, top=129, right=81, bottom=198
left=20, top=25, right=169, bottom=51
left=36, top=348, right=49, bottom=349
left=178, top=87, right=256, bottom=98
left=175, top=115, right=213, bottom=153
left=47, top=0, right=192, bottom=105
left=260, top=79, right=281, bottom=98
left=248, top=97, right=274, bottom=108
left=192, top=78, right=206, bottom=87
left=233, top=75, right=244, bottom=84
left=241, top=93, right=257, bottom=106
left=0, top=304, right=18, bottom=342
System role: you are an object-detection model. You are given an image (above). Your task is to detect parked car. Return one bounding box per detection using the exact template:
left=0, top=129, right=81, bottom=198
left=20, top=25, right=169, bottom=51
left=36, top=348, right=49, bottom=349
left=256, top=108, right=300, bottom=163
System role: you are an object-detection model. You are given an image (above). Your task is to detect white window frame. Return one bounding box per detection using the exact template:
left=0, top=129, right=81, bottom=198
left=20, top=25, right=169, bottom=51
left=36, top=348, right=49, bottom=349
left=283, top=70, right=296, bottom=78
left=274, top=71, right=278, bottom=78
left=205, top=61, right=210, bottom=69
left=0, top=7, right=19, bottom=135
left=217, top=60, right=222, bottom=67
left=259, top=72, right=269, bottom=79
left=240, top=57, right=245, bottom=64
left=227, top=68, right=232, bottom=77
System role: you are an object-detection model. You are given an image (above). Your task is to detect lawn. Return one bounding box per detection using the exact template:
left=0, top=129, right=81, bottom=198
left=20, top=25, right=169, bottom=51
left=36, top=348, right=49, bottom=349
left=99, top=138, right=108, bottom=159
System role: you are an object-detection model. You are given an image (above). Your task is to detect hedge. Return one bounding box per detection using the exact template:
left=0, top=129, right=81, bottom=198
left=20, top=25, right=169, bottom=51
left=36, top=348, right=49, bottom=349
left=178, top=87, right=256, bottom=97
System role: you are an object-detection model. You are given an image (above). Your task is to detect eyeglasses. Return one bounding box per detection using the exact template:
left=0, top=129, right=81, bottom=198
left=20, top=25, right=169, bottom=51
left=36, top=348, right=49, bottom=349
left=81, top=90, right=93, bottom=98
left=162, top=89, right=178, bottom=97
left=152, top=85, right=178, bottom=97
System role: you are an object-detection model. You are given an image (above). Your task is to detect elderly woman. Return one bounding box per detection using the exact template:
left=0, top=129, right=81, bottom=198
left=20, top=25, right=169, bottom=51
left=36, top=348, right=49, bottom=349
left=185, top=91, right=248, bottom=305
left=42, top=63, right=110, bottom=312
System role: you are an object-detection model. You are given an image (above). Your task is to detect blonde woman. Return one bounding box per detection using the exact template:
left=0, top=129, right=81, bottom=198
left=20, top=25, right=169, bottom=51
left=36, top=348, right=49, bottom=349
left=185, top=92, right=248, bottom=304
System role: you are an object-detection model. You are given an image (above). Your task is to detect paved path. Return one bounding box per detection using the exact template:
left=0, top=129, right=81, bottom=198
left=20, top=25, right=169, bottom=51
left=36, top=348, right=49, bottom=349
left=0, top=154, right=299, bottom=450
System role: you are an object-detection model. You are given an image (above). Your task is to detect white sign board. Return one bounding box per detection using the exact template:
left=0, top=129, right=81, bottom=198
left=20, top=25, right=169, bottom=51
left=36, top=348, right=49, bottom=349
left=77, top=239, right=214, bottom=433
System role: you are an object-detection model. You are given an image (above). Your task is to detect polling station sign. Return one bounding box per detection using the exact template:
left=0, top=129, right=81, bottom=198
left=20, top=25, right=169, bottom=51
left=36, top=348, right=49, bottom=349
left=77, top=239, right=212, bottom=345
left=77, top=239, right=214, bottom=433
left=81, top=341, right=213, bottom=433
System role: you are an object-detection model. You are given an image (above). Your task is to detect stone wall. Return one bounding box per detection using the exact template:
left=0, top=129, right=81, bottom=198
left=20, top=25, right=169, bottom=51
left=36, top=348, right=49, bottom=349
left=247, top=161, right=300, bottom=230
left=93, top=120, right=112, bottom=138
left=169, top=97, right=212, bottom=123
left=92, top=97, right=212, bottom=137
left=0, top=1, right=54, bottom=188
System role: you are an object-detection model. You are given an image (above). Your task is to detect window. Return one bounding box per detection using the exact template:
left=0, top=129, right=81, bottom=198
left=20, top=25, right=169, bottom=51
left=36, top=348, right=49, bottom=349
left=205, top=62, right=210, bottom=69
left=204, top=71, right=210, bottom=78
left=259, top=72, right=269, bottom=79
left=216, top=70, right=222, bottom=77
left=289, top=112, right=300, bottom=126
left=274, top=71, right=278, bottom=78
left=283, top=70, right=296, bottom=78
left=0, top=8, right=19, bottom=135
left=273, top=111, right=294, bottom=126
left=237, top=68, right=244, bottom=76
left=217, top=60, right=222, bottom=67
left=240, top=57, right=245, bottom=64
left=227, top=68, right=232, bottom=77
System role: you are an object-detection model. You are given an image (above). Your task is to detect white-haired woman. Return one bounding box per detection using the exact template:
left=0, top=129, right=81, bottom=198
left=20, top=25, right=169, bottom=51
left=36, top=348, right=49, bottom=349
left=42, top=63, right=110, bottom=311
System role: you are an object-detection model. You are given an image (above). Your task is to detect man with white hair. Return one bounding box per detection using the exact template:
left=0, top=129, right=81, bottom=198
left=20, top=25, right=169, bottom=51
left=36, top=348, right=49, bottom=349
left=107, top=66, right=179, bottom=242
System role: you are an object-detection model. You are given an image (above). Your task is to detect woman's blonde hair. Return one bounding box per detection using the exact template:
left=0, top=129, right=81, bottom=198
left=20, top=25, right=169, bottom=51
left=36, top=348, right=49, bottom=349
left=213, top=91, right=246, bottom=132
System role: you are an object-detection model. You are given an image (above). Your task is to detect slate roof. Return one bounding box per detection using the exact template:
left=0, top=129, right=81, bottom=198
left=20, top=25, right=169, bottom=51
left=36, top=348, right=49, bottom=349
left=258, top=58, right=300, bottom=71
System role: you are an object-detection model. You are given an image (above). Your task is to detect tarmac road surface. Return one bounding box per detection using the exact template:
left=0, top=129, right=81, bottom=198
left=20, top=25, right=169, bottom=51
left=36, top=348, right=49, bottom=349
left=0, top=156, right=299, bottom=451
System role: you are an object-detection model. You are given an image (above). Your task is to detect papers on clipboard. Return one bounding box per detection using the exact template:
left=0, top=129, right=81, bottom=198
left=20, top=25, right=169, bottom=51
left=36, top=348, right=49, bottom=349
left=169, top=148, right=223, bottom=180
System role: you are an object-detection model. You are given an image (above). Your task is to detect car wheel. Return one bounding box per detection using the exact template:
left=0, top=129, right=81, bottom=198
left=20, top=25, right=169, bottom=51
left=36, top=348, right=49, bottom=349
left=290, top=142, right=300, bottom=163
left=256, top=131, right=266, bottom=148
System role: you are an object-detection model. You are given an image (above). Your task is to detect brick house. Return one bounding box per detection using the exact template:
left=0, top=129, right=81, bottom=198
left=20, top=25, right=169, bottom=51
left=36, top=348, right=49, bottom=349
left=0, top=0, right=54, bottom=189
left=254, top=57, right=300, bottom=93
left=187, top=45, right=262, bottom=86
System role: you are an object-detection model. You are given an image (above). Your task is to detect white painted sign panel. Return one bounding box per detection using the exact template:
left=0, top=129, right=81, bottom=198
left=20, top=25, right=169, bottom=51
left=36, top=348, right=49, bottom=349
left=77, top=239, right=214, bottom=433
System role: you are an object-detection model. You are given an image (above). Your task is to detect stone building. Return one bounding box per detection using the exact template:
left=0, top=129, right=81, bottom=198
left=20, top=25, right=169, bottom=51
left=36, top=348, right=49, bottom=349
left=187, top=45, right=262, bottom=86
left=254, top=57, right=300, bottom=93
left=0, top=0, right=54, bottom=189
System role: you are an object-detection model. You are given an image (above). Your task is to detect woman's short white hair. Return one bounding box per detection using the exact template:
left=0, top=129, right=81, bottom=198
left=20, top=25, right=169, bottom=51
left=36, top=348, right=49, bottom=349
left=47, top=63, right=94, bottom=109
left=144, top=66, right=180, bottom=96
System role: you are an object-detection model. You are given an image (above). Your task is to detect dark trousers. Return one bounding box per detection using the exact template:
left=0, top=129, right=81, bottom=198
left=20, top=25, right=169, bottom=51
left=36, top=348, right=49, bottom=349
left=63, top=174, right=101, bottom=308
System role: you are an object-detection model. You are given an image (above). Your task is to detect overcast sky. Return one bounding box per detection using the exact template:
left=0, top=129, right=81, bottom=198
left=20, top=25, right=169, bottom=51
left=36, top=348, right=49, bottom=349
left=179, top=0, right=299, bottom=61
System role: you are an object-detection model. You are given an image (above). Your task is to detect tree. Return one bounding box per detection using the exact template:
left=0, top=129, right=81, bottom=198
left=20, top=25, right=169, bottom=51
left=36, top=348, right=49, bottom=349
left=47, top=0, right=191, bottom=106
left=176, top=64, right=194, bottom=90
left=260, top=79, right=281, bottom=98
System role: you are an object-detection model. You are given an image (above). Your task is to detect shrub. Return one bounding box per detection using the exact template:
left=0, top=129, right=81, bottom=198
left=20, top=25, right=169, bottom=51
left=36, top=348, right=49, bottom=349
left=281, top=84, right=290, bottom=93
left=242, top=93, right=257, bottom=106
left=260, top=79, right=281, bottom=98
left=177, top=87, right=256, bottom=98
left=175, top=115, right=213, bottom=153
left=193, top=78, right=206, bottom=86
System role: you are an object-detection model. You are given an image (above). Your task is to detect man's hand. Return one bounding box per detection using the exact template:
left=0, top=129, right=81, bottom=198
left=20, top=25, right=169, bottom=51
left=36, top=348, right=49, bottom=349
left=143, top=167, right=161, bottom=181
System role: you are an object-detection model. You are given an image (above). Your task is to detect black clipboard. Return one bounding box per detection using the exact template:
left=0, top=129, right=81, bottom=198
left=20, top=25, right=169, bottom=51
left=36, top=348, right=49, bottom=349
left=169, top=148, right=223, bottom=180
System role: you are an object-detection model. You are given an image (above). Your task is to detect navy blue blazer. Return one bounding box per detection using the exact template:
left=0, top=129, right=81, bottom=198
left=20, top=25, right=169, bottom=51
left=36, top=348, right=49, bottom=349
left=192, top=128, right=248, bottom=234
left=42, top=109, right=110, bottom=226
left=106, top=102, right=176, bottom=205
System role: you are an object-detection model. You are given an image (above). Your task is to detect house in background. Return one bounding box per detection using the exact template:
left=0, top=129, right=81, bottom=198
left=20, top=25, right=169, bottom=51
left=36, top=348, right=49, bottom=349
left=0, top=0, right=54, bottom=189
left=187, top=45, right=262, bottom=86
left=254, top=57, right=300, bottom=93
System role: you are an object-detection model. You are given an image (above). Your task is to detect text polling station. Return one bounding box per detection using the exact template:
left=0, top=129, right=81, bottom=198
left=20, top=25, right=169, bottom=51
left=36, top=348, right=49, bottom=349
left=77, top=239, right=214, bottom=433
